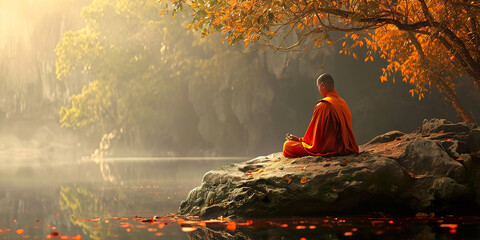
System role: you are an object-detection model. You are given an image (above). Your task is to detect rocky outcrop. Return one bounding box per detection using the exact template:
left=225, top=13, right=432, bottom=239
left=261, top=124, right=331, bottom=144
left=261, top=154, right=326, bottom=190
left=179, top=119, right=480, bottom=219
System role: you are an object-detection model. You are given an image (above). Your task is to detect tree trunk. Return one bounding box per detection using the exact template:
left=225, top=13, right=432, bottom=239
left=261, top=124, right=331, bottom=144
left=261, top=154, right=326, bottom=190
left=437, top=80, right=475, bottom=124
left=407, top=32, right=475, bottom=124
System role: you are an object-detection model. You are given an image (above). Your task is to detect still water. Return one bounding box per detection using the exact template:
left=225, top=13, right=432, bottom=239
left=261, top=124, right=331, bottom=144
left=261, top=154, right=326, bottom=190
left=1, top=158, right=480, bottom=239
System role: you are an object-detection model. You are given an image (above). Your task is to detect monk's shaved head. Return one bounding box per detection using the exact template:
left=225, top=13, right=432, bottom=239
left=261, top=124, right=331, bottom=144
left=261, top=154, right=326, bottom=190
left=317, top=73, right=335, bottom=90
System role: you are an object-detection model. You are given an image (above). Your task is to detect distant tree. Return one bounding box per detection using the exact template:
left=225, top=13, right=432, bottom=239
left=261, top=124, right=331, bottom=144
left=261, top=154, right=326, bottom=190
left=55, top=0, right=284, bottom=155
left=164, top=0, right=480, bottom=123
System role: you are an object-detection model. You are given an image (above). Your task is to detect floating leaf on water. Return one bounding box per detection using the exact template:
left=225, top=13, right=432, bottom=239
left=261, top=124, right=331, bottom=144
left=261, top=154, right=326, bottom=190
left=46, top=232, right=60, bottom=239
left=440, top=224, right=458, bottom=228
left=226, top=222, right=237, bottom=231
left=72, top=234, right=82, bottom=240
left=16, top=229, right=24, bottom=235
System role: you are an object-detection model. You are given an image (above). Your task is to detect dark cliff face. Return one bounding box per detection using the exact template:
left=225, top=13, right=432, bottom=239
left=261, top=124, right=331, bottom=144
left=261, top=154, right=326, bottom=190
left=178, top=119, right=480, bottom=219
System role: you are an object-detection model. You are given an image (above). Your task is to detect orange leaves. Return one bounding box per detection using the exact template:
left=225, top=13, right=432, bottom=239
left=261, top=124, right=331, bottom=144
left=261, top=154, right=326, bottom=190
left=364, top=56, right=373, bottom=62
left=285, top=176, right=309, bottom=184
left=166, top=0, right=474, bottom=117
left=351, top=33, right=359, bottom=41
left=16, top=229, right=24, bottom=235
left=285, top=176, right=292, bottom=184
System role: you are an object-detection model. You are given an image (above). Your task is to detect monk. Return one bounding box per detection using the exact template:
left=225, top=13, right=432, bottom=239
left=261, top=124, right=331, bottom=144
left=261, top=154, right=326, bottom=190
left=283, top=73, right=359, bottom=158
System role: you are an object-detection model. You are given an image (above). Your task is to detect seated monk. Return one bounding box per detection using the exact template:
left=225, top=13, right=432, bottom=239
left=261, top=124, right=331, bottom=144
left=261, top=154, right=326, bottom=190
left=283, top=73, right=359, bottom=158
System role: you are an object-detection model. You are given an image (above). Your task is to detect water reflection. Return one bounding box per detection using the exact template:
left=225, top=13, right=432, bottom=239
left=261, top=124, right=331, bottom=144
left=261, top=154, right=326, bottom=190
left=1, top=159, right=480, bottom=239
left=0, top=158, right=241, bottom=239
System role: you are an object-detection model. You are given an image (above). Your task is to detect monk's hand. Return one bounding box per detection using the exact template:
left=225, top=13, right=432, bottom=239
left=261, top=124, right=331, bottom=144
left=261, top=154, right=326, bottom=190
left=286, top=133, right=300, bottom=142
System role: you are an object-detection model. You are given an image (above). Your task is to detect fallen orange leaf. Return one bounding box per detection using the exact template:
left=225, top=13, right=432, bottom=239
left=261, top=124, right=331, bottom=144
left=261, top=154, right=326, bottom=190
left=300, top=178, right=308, bottom=183
left=226, top=222, right=237, bottom=231
left=209, top=198, right=214, bottom=205
left=285, top=176, right=292, bottom=185
left=72, top=234, right=82, bottom=240
left=16, top=229, right=24, bottom=235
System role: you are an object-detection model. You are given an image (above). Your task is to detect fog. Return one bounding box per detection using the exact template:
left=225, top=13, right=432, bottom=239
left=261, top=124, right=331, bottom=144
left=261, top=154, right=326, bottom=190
left=0, top=0, right=478, bottom=162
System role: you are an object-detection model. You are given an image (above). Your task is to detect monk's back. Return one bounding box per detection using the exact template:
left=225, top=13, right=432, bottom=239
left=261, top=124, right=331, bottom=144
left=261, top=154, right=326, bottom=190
left=319, top=92, right=358, bottom=155
left=283, top=74, right=359, bottom=158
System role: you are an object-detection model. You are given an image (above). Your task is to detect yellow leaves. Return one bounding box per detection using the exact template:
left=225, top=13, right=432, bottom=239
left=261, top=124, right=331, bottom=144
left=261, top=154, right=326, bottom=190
left=195, top=20, right=202, bottom=29
left=158, top=8, right=167, bottom=16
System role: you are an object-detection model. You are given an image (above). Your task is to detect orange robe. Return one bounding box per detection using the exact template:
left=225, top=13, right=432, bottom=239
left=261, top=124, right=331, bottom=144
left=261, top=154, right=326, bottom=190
left=283, top=90, right=359, bottom=158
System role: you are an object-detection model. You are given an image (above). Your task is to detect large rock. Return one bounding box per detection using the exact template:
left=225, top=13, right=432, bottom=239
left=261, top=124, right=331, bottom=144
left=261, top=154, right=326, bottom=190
left=179, top=119, right=480, bottom=219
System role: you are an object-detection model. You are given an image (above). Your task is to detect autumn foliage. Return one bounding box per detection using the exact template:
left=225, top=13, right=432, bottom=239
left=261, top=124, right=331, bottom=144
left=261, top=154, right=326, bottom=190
left=163, top=0, right=480, bottom=123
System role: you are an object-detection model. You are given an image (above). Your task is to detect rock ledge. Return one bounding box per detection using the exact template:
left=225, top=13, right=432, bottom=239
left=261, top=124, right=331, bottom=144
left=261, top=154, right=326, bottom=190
left=179, top=119, right=480, bottom=219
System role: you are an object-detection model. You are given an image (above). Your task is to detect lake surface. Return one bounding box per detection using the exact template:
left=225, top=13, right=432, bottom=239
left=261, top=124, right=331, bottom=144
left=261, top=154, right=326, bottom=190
left=1, top=157, right=480, bottom=239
